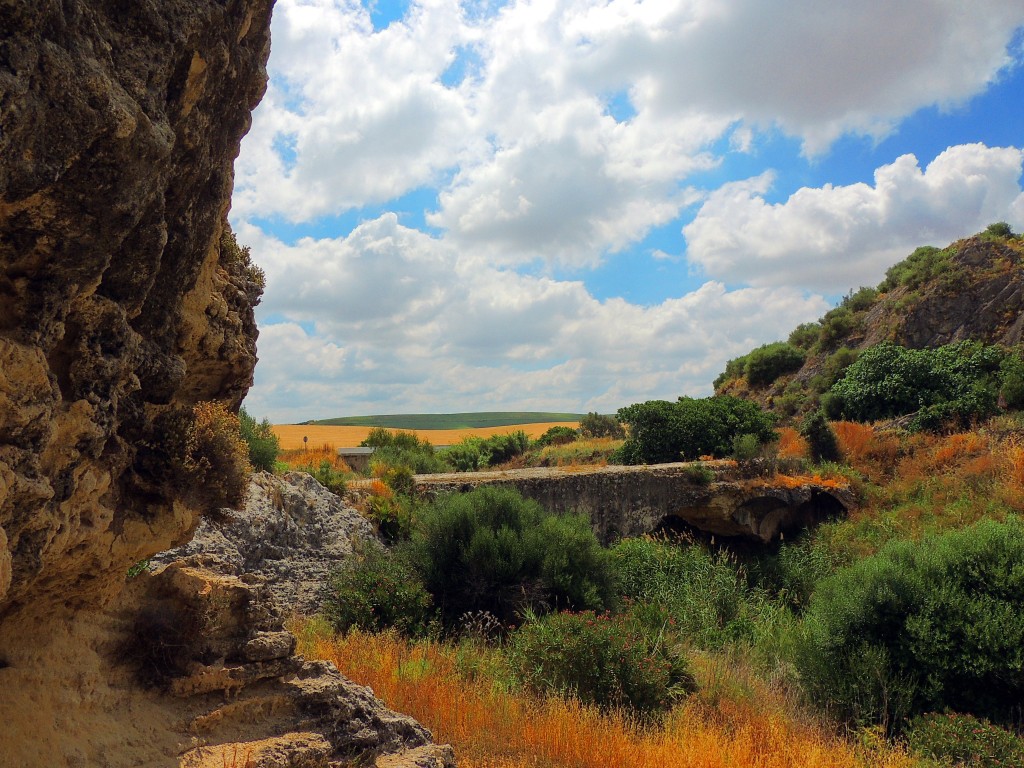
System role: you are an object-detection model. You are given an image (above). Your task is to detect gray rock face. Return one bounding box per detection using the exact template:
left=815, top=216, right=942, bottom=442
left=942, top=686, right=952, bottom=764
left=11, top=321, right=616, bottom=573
left=154, top=472, right=378, bottom=614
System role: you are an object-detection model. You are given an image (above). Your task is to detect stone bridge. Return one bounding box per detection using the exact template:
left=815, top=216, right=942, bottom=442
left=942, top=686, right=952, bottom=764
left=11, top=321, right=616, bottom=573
left=413, top=462, right=853, bottom=544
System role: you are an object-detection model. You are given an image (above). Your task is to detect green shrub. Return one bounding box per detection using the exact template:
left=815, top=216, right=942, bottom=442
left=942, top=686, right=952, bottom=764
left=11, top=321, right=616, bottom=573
left=361, top=428, right=447, bottom=474
left=878, top=245, right=954, bottom=292
left=795, top=518, right=1024, bottom=730
left=611, top=537, right=774, bottom=649
left=800, top=410, right=841, bottom=463
left=366, top=493, right=416, bottom=543
left=482, top=430, right=530, bottom=465
left=819, top=306, right=860, bottom=349
left=841, top=286, right=880, bottom=312
left=509, top=609, right=695, bottom=715
left=905, top=712, right=1024, bottom=768
left=983, top=221, right=1014, bottom=239
left=441, top=437, right=486, bottom=472
left=322, top=542, right=435, bottom=637
left=534, top=425, right=579, bottom=447
left=744, top=342, right=806, bottom=387
left=999, top=353, right=1024, bottom=409
left=293, top=458, right=347, bottom=496
left=238, top=407, right=279, bottom=472
left=731, top=432, right=763, bottom=462
left=714, top=355, right=750, bottom=389
left=578, top=412, right=626, bottom=439
left=406, top=486, right=615, bottom=625
left=788, top=322, right=823, bottom=351
left=616, top=396, right=776, bottom=464
left=682, top=464, right=715, bottom=485
left=820, top=347, right=859, bottom=390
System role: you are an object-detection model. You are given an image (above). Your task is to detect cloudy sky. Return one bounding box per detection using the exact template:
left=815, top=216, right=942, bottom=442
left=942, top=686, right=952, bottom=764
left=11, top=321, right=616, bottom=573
left=232, top=0, right=1024, bottom=423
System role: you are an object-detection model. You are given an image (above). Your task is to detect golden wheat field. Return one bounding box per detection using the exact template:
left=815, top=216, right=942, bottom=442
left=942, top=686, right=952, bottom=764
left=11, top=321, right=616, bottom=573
left=272, top=422, right=580, bottom=450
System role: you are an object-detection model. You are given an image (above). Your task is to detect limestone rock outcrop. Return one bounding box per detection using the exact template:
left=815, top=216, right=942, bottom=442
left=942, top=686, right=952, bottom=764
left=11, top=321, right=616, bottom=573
left=153, top=471, right=379, bottom=614
left=0, top=2, right=456, bottom=765
left=0, top=0, right=271, bottom=625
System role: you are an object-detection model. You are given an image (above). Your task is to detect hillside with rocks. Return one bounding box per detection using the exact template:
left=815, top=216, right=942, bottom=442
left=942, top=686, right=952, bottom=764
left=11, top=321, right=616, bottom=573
left=715, top=228, right=1024, bottom=421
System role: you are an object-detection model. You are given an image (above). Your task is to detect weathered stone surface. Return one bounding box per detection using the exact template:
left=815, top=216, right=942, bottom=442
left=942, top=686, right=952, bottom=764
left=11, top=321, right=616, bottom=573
left=153, top=471, right=378, bottom=613
left=415, top=462, right=852, bottom=543
left=243, top=631, right=298, bottom=662
left=0, top=0, right=272, bottom=622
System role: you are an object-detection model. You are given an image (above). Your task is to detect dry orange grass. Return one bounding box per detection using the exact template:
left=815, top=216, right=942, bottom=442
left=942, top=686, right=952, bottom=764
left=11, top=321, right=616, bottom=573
left=776, top=427, right=808, bottom=459
left=295, top=623, right=916, bottom=768
left=278, top=443, right=353, bottom=472
left=832, top=422, right=874, bottom=464
left=273, top=423, right=580, bottom=450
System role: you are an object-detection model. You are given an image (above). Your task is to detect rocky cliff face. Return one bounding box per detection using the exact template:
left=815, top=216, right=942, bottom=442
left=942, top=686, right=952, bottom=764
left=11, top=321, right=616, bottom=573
left=0, top=0, right=270, bottom=625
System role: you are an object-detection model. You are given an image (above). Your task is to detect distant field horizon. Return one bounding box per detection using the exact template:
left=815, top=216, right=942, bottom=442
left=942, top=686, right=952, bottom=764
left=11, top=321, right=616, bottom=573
left=273, top=419, right=582, bottom=451
left=305, top=411, right=588, bottom=430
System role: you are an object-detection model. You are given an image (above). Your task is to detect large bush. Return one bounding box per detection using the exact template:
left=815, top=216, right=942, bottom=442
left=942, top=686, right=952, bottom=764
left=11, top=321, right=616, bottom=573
left=509, top=609, right=695, bottom=715
left=744, top=342, right=806, bottom=387
left=406, top=486, right=616, bottom=625
left=795, top=518, right=1024, bottom=730
left=827, top=341, right=1010, bottom=430
left=616, top=396, right=776, bottom=464
left=322, top=542, right=434, bottom=637
left=238, top=406, right=279, bottom=472
left=799, top=410, right=841, bottom=463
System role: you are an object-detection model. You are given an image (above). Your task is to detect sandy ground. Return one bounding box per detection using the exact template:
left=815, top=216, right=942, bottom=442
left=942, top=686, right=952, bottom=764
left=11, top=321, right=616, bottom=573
left=272, top=422, right=580, bottom=450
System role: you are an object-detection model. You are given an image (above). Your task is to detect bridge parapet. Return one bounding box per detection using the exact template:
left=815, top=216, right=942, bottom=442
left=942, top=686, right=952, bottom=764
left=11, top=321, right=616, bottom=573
left=413, top=462, right=853, bottom=543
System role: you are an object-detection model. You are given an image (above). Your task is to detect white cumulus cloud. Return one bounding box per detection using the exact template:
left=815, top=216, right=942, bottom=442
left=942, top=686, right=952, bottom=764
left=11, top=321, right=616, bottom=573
left=683, top=144, right=1024, bottom=292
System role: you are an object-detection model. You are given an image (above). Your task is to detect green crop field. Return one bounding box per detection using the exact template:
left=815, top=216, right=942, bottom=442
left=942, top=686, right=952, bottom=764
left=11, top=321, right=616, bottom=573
left=306, top=411, right=586, bottom=430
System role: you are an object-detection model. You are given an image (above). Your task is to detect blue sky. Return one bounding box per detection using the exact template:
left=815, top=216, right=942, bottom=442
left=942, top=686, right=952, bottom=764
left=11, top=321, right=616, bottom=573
left=232, top=0, right=1024, bottom=423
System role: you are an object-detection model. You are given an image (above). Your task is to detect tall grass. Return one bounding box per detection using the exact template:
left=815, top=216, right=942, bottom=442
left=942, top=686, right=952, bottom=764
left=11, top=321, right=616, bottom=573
left=293, top=619, right=918, bottom=768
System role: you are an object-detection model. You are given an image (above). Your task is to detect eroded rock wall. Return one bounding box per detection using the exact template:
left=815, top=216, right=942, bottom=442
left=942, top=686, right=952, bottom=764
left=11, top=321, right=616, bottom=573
left=0, top=0, right=271, bottom=626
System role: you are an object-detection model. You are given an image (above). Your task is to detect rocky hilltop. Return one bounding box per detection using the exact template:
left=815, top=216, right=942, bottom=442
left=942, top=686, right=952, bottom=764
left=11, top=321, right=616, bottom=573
left=0, top=2, right=452, bottom=766
left=716, top=232, right=1024, bottom=418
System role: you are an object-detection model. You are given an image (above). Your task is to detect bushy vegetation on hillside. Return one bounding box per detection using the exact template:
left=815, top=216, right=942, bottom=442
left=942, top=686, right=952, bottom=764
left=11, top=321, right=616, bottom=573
left=823, top=340, right=1022, bottom=431
left=615, top=396, right=776, bottom=463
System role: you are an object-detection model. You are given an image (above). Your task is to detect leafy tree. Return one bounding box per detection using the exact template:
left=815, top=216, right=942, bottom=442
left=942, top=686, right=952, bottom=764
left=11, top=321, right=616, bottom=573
left=616, top=396, right=776, bottom=464
left=578, top=412, right=626, bottom=439
left=238, top=406, right=279, bottom=472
